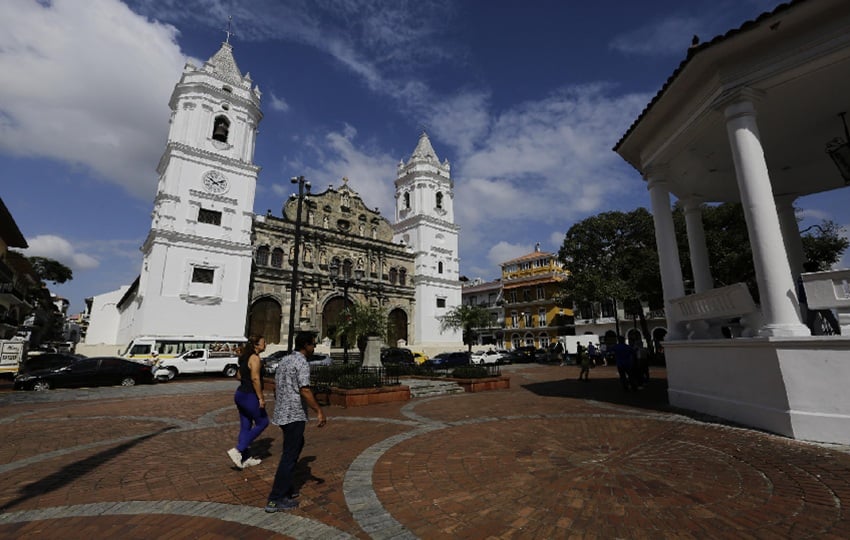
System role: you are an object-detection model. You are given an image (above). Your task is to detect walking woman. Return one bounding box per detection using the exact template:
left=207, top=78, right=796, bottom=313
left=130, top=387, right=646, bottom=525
left=228, top=335, right=270, bottom=469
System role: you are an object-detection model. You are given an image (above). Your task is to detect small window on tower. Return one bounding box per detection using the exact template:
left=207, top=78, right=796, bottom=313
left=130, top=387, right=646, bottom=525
left=212, top=115, right=230, bottom=143
left=404, top=192, right=410, bottom=209
left=436, top=298, right=446, bottom=308
left=198, top=208, right=222, bottom=225
left=436, top=192, right=443, bottom=209
left=438, top=261, right=444, bottom=274
left=192, top=268, right=214, bottom=284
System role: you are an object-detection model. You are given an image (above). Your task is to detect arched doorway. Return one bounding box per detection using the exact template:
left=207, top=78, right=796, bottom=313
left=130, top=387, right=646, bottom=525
left=387, top=308, right=408, bottom=346
left=249, top=297, right=282, bottom=344
left=322, top=296, right=353, bottom=347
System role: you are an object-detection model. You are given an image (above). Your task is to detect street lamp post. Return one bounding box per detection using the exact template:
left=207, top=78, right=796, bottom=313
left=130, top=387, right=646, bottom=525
left=287, top=176, right=310, bottom=352
left=329, top=261, right=364, bottom=364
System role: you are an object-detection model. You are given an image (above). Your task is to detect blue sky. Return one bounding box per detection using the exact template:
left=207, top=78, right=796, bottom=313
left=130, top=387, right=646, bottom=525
left=2, top=0, right=848, bottom=315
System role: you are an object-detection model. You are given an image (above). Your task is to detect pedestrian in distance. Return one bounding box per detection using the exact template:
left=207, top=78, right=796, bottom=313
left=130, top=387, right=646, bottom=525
left=577, top=344, right=590, bottom=381
left=228, top=334, right=270, bottom=469
left=611, top=335, right=636, bottom=391
left=265, top=331, right=327, bottom=512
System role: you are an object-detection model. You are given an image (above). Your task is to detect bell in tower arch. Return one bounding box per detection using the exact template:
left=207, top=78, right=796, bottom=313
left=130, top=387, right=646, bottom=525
left=212, top=116, right=230, bottom=143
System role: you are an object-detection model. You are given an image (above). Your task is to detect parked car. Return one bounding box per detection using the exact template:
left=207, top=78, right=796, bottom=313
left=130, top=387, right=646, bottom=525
left=381, top=347, right=415, bottom=365
left=426, top=351, right=470, bottom=368
left=18, top=352, right=84, bottom=374
left=263, top=351, right=332, bottom=376
left=470, top=349, right=504, bottom=365
left=308, top=352, right=333, bottom=367
left=154, top=348, right=239, bottom=381
left=14, top=356, right=154, bottom=391
left=512, top=347, right=538, bottom=363
left=412, top=351, right=429, bottom=365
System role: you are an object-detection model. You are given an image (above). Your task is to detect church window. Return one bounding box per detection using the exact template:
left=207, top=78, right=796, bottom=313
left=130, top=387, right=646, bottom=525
left=437, top=298, right=446, bottom=308
left=198, top=208, right=221, bottom=226
left=343, top=259, right=353, bottom=279
left=212, top=115, right=230, bottom=143
left=256, top=246, right=270, bottom=266
left=389, top=268, right=398, bottom=284
left=399, top=268, right=407, bottom=286
left=435, top=192, right=443, bottom=209
left=192, top=267, right=214, bottom=284
left=438, top=261, right=443, bottom=274
left=404, top=192, right=410, bottom=209
left=271, top=248, right=284, bottom=268
left=523, top=288, right=531, bottom=302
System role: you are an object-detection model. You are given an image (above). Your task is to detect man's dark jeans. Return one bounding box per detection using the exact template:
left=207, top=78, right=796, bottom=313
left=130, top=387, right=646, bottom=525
left=268, top=421, right=306, bottom=501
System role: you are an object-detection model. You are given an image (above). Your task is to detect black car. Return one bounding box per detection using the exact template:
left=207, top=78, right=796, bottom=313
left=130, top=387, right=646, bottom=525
left=380, top=347, right=415, bottom=365
left=14, top=356, right=154, bottom=391
left=19, top=352, right=84, bottom=374
left=512, top=347, right=537, bottom=363
left=426, top=351, right=470, bottom=368
left=263, top=351, right=333, bottom=376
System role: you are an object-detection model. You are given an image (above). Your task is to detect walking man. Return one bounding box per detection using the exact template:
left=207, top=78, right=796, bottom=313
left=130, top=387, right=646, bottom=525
left=265, top=332, right=327, bottom=512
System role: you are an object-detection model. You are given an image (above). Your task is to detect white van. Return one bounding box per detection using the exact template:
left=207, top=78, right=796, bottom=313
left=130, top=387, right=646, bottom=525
left=154, top=348, right=239, bottom=381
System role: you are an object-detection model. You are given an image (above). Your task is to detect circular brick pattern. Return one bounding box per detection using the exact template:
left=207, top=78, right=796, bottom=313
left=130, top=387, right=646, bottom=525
left=374, top=417, right=844, bottom=538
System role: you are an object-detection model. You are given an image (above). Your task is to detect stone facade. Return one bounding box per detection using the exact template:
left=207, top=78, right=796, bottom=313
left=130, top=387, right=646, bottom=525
left=249, top=180, right=415, bottom=346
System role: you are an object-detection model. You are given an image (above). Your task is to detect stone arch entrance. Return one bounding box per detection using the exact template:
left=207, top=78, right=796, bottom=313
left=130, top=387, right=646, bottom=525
left=249, top=297, right=282, bottom=344
left=387, top=308, right=408, bottom=346
left=322, top=296, right=353, bottom=347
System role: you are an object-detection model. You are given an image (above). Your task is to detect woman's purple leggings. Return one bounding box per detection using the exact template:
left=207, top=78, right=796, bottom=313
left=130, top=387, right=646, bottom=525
left=234, top=389, right=269, bottom=457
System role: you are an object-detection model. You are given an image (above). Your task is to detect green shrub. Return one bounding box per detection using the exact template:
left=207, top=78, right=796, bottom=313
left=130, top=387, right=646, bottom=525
left=450, top=365, right=489, bottom=379
left=337, top=371, right=382, bottom=389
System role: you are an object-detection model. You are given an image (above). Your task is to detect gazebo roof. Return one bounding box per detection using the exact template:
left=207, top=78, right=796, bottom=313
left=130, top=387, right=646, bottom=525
left=614, top=0, right=850, bottom=203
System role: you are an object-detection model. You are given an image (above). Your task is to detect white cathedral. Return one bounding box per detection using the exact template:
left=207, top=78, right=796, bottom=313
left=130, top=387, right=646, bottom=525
left=85, top=39, right=462, bottom=351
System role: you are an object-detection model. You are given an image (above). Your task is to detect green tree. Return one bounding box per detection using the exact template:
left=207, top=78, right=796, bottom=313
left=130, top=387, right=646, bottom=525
left=333, top=301, right=387, bottom=358
left=439, top=304, right=493, bottom=352
left=801, top=220, right=849, bottom=270
left=557, top=208, right=662, bottom=349
left=28, top=256, right=73, bottom=284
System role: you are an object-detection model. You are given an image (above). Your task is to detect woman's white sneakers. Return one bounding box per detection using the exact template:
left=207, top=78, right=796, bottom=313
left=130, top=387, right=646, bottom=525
left=228, top=447, right=262, bottom=469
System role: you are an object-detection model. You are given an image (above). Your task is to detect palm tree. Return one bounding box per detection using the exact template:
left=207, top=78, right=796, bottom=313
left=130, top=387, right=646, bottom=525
left=439, top=304, right=492, bottom=352
left=334, top=301, right=388, bottom=358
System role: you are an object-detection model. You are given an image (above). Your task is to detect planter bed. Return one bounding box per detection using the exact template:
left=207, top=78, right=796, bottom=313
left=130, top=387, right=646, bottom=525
left=406, top=374, right=511, bottom=393
left=328, top=384, right=411, bottom=408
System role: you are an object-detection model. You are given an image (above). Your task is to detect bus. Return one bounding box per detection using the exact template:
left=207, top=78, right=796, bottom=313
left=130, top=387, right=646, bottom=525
left=121, top=336, right=246, bottom=362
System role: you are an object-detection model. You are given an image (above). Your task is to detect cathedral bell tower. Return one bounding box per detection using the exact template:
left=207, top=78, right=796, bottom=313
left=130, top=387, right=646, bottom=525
left=118, top=39, right=262, bottom=342
left=392, top=132, right=462, bottom=348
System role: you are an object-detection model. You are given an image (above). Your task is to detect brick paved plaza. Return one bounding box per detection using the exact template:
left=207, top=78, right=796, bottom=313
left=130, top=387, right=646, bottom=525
left=0, top=363, right=849, bottom=539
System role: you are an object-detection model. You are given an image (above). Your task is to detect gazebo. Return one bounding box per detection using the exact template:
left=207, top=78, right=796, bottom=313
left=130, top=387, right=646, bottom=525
left=615, top=0, right=850, bottom=444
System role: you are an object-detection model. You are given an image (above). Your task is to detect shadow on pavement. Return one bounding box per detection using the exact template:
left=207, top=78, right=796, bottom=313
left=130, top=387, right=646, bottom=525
left=521, top=369, right=672, bottom=414
left=1, top=426, right=175, bottom=511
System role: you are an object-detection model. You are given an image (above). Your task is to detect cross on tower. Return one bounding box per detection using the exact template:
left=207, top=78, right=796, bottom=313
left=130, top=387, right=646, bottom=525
left=224, top=16, right=235, bottom=44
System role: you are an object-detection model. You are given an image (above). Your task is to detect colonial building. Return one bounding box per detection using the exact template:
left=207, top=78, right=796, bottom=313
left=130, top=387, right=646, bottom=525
left=249, top=179, right=415, bottom=346
left=89, top=39, right=263, bottom=346
left=501, top=244, right=572, bottom=350
left=0, top=198, right=30, bottom=341
left=392, top=132, right=463, bottom=349
left=460, top=278, right=504, bottom=348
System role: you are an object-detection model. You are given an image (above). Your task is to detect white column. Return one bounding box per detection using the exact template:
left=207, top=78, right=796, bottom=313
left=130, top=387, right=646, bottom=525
left=646, top=175, right=686, bottom=339
left=722, top=98, right=809, bottom=337
left=775, top=195, right=805, bottom=277
left=682, top=198, right=714, bottom=293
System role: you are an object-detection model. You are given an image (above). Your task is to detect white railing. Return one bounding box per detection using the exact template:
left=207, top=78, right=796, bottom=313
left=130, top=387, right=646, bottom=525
left=802, top=268, right=850, bottom=335
left=668, top=283, right=763, bottom=339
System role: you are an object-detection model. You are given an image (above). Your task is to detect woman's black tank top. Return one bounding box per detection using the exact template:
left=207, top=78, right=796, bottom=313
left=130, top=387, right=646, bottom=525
left=237, top=355, right=261, bottom=393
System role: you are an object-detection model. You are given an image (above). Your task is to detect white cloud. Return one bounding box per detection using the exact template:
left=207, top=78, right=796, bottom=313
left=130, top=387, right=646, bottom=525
left=609, top=16, right=702, bottom=56
left=0, top=0, right=188, bottom=200
left=268, top=92, right=290, bottom=112
left=285, top=125, right=398, bottom=215
left=22, top=235, right=100, bottom=271
left=487, top=242, right=530, bottom=268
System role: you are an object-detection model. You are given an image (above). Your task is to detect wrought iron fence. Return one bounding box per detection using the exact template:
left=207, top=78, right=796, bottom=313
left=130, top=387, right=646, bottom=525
left=310, top=364, right=400, bottom=390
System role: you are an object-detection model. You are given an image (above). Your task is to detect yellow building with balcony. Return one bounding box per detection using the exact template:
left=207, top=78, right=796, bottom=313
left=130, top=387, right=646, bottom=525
left=501, top=244, right=573, bottom=350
